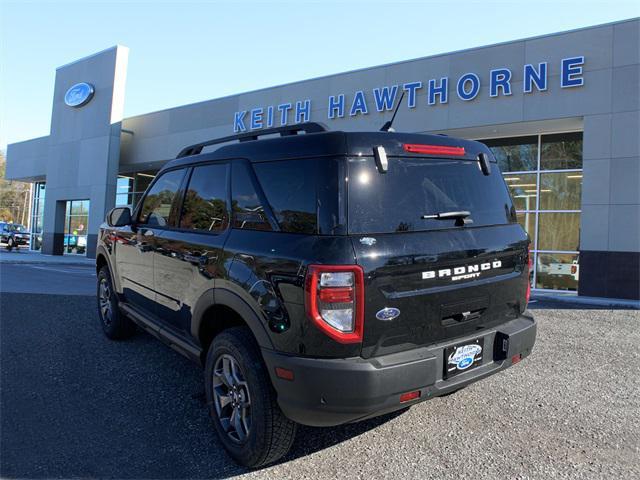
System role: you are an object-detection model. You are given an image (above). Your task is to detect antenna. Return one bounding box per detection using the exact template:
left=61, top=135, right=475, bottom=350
left=380, top=90, right=406, bottom=132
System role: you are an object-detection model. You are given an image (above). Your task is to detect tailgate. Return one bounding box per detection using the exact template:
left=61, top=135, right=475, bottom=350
left=351, top=224, right=529, bottom=358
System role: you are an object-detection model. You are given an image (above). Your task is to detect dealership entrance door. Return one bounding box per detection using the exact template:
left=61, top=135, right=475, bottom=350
left=63, top=200, right=90, bottom=255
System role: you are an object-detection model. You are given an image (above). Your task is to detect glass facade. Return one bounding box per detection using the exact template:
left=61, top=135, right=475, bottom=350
left=482, top=132, right=583, bottom=292
left=116, top=171, right=156, bottom=209
left=29, top=182, right=46, bottom=251
left=64, top=200, right=90, bottom=255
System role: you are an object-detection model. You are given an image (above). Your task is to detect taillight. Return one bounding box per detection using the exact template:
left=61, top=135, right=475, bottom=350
left=305, top=265, right=365, bottom=344
left=403, top=144, right=466, bottom=156
left=570, top=265, right=577, bottom=275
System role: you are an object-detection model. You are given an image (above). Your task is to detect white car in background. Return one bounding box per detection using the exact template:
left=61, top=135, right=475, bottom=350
left=537, top=257, right=579, bottom=289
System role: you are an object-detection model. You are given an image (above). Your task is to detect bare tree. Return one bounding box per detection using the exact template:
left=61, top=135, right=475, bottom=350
left=0, top=151, right=32, bottom=226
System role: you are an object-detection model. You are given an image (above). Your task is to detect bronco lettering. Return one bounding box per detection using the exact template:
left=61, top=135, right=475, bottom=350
left=422, top=260, right=502, bottom=281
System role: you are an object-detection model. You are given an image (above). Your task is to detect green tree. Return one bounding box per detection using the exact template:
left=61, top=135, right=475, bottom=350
left=0, top=150, right=31, bottom=225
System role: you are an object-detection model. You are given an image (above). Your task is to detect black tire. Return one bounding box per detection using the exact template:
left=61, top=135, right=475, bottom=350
left=6, top=238, right=14, bottom=251
left=97, top=266, right=135, bottom=339
left=205, top=327, right=297, bottom=468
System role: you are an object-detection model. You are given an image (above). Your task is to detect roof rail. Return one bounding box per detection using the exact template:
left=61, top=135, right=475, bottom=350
left=176, top=122, right=329, bottom=158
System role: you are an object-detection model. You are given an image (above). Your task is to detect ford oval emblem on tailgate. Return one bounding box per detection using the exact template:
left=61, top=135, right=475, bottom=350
left=376, top=307, right=400, bottom=321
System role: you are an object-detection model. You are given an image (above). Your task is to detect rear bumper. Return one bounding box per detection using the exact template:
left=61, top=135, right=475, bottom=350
left=262, top=313, right=536, bottom=427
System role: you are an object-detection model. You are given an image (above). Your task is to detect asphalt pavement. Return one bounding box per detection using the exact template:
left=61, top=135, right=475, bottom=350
left=1, top=262, right=639, bottom=479
left=0, top=263, right=96, bottom=295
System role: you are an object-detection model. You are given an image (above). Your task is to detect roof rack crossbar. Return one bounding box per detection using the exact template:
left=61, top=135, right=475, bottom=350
left=176, top=122, right=329, bottom=158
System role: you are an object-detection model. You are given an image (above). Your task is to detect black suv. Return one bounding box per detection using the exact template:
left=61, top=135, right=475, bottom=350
left=96, top=123, right=536, bottom=467
left=0, top=223, right=29, bottom=250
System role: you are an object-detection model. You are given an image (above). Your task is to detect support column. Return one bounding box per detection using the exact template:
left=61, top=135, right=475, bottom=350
left=40, top=45, right=129, bottom=258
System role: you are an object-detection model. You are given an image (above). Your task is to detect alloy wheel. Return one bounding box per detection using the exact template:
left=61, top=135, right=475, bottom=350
left=212, top=353, right=252, bottom=443
left=99, top=278, right=113, bottom=326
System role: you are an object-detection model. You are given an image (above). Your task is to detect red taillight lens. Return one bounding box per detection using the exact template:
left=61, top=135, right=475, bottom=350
left=570, top=265, right=577, bottom=275
left=319, top=287, right=354, bottom=303
left=403, top=143, right=466, bottom=156
left=305, top=265, right=365, bottom=344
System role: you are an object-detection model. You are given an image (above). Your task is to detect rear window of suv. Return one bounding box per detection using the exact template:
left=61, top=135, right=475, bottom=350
left=348, top=156, right=515, bottom=234
left=248, top=158, right=345, bottom=236
left=252, top=159, right=317, bottom=234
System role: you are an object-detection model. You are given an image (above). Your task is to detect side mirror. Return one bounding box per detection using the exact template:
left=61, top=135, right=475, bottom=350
left=107, top=207, right=132, bottom=227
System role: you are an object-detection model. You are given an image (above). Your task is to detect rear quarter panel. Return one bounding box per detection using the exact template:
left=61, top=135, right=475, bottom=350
left=221, top=229, right=360, bottom=357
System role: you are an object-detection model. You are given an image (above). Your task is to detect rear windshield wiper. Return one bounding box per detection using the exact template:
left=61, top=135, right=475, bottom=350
left=421, top=211, right=472, bottom=226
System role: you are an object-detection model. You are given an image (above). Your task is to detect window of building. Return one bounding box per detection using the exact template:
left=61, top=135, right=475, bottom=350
left=253, top=159, right=317, bottom=234
left=138, top=169, right=186, bottom=227
left=116, top=176, right=134, bottom=207
left=540, top=132, right=583, bottom=170
left=30, top=182, right=45, bottom=251
left=482, top=136, right=538, bottom=172
left=180, top=164, right=229, bottom=232
left=64, top=200, right=89, bottom=255
left=116, top=171, right=157, bottom=209
left=231, top=162, right=272, bottom=231
left=481, top=132, right=583, bottom=292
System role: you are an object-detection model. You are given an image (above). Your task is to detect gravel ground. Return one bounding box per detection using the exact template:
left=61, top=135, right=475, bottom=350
left=1, top=293, right=638, bottom=479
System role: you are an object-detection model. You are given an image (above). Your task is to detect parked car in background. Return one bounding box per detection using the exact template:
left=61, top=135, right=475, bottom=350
left=536, top=255, right=580, bottom=290
left=0, top=223, right=29, bottom=251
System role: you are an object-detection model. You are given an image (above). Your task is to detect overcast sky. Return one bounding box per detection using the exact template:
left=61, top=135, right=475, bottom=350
left=1, top=0, right=638, bottom=149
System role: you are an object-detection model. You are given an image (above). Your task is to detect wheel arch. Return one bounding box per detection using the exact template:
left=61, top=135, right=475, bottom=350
left=192, top=288, right=274, bottom=365
left=95, top=246, right=122, bottom=293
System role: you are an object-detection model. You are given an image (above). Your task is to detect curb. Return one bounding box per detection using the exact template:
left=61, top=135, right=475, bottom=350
left=531, top=293, right=640, bottom=310
left=0, top=253, right=94, bottom=267
left=0, top=260, right=95, bottom=267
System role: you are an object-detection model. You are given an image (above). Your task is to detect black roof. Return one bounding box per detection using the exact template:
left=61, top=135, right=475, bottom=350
left=163, top=122, right=491, bottom=172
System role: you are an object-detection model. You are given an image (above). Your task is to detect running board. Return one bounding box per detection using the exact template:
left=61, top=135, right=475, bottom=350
left=119, top=303, right=202, bottom=364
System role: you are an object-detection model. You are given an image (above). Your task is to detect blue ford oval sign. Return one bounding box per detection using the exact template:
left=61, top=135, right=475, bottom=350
left=64, top=82, right=95, bottom=108
left=376, top=307, right=400, bottom=321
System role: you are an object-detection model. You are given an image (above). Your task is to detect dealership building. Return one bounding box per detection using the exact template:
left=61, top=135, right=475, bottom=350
left=5, top=18, right=639, bottom=300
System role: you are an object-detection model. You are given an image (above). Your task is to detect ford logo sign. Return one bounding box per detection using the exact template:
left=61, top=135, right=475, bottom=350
left=64, top=82, right=95, bottom=108
left=376, top=307, right=400, bottom=321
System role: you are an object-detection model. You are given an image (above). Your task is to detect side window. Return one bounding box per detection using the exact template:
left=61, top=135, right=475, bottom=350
left=253, top=159, right=317, bottom=234
left=138, top=169, right=186, bottom=227
left=180, top=164, right=229, bottom=232
left=231, top=162, right=272, bottom=231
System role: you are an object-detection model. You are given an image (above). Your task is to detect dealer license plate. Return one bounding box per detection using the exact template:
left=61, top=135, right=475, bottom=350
left=444, top=338, right=484, bottom=379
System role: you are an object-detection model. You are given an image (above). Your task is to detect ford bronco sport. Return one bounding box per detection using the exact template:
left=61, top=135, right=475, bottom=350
left=96, top=122, right=536, bottom=467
